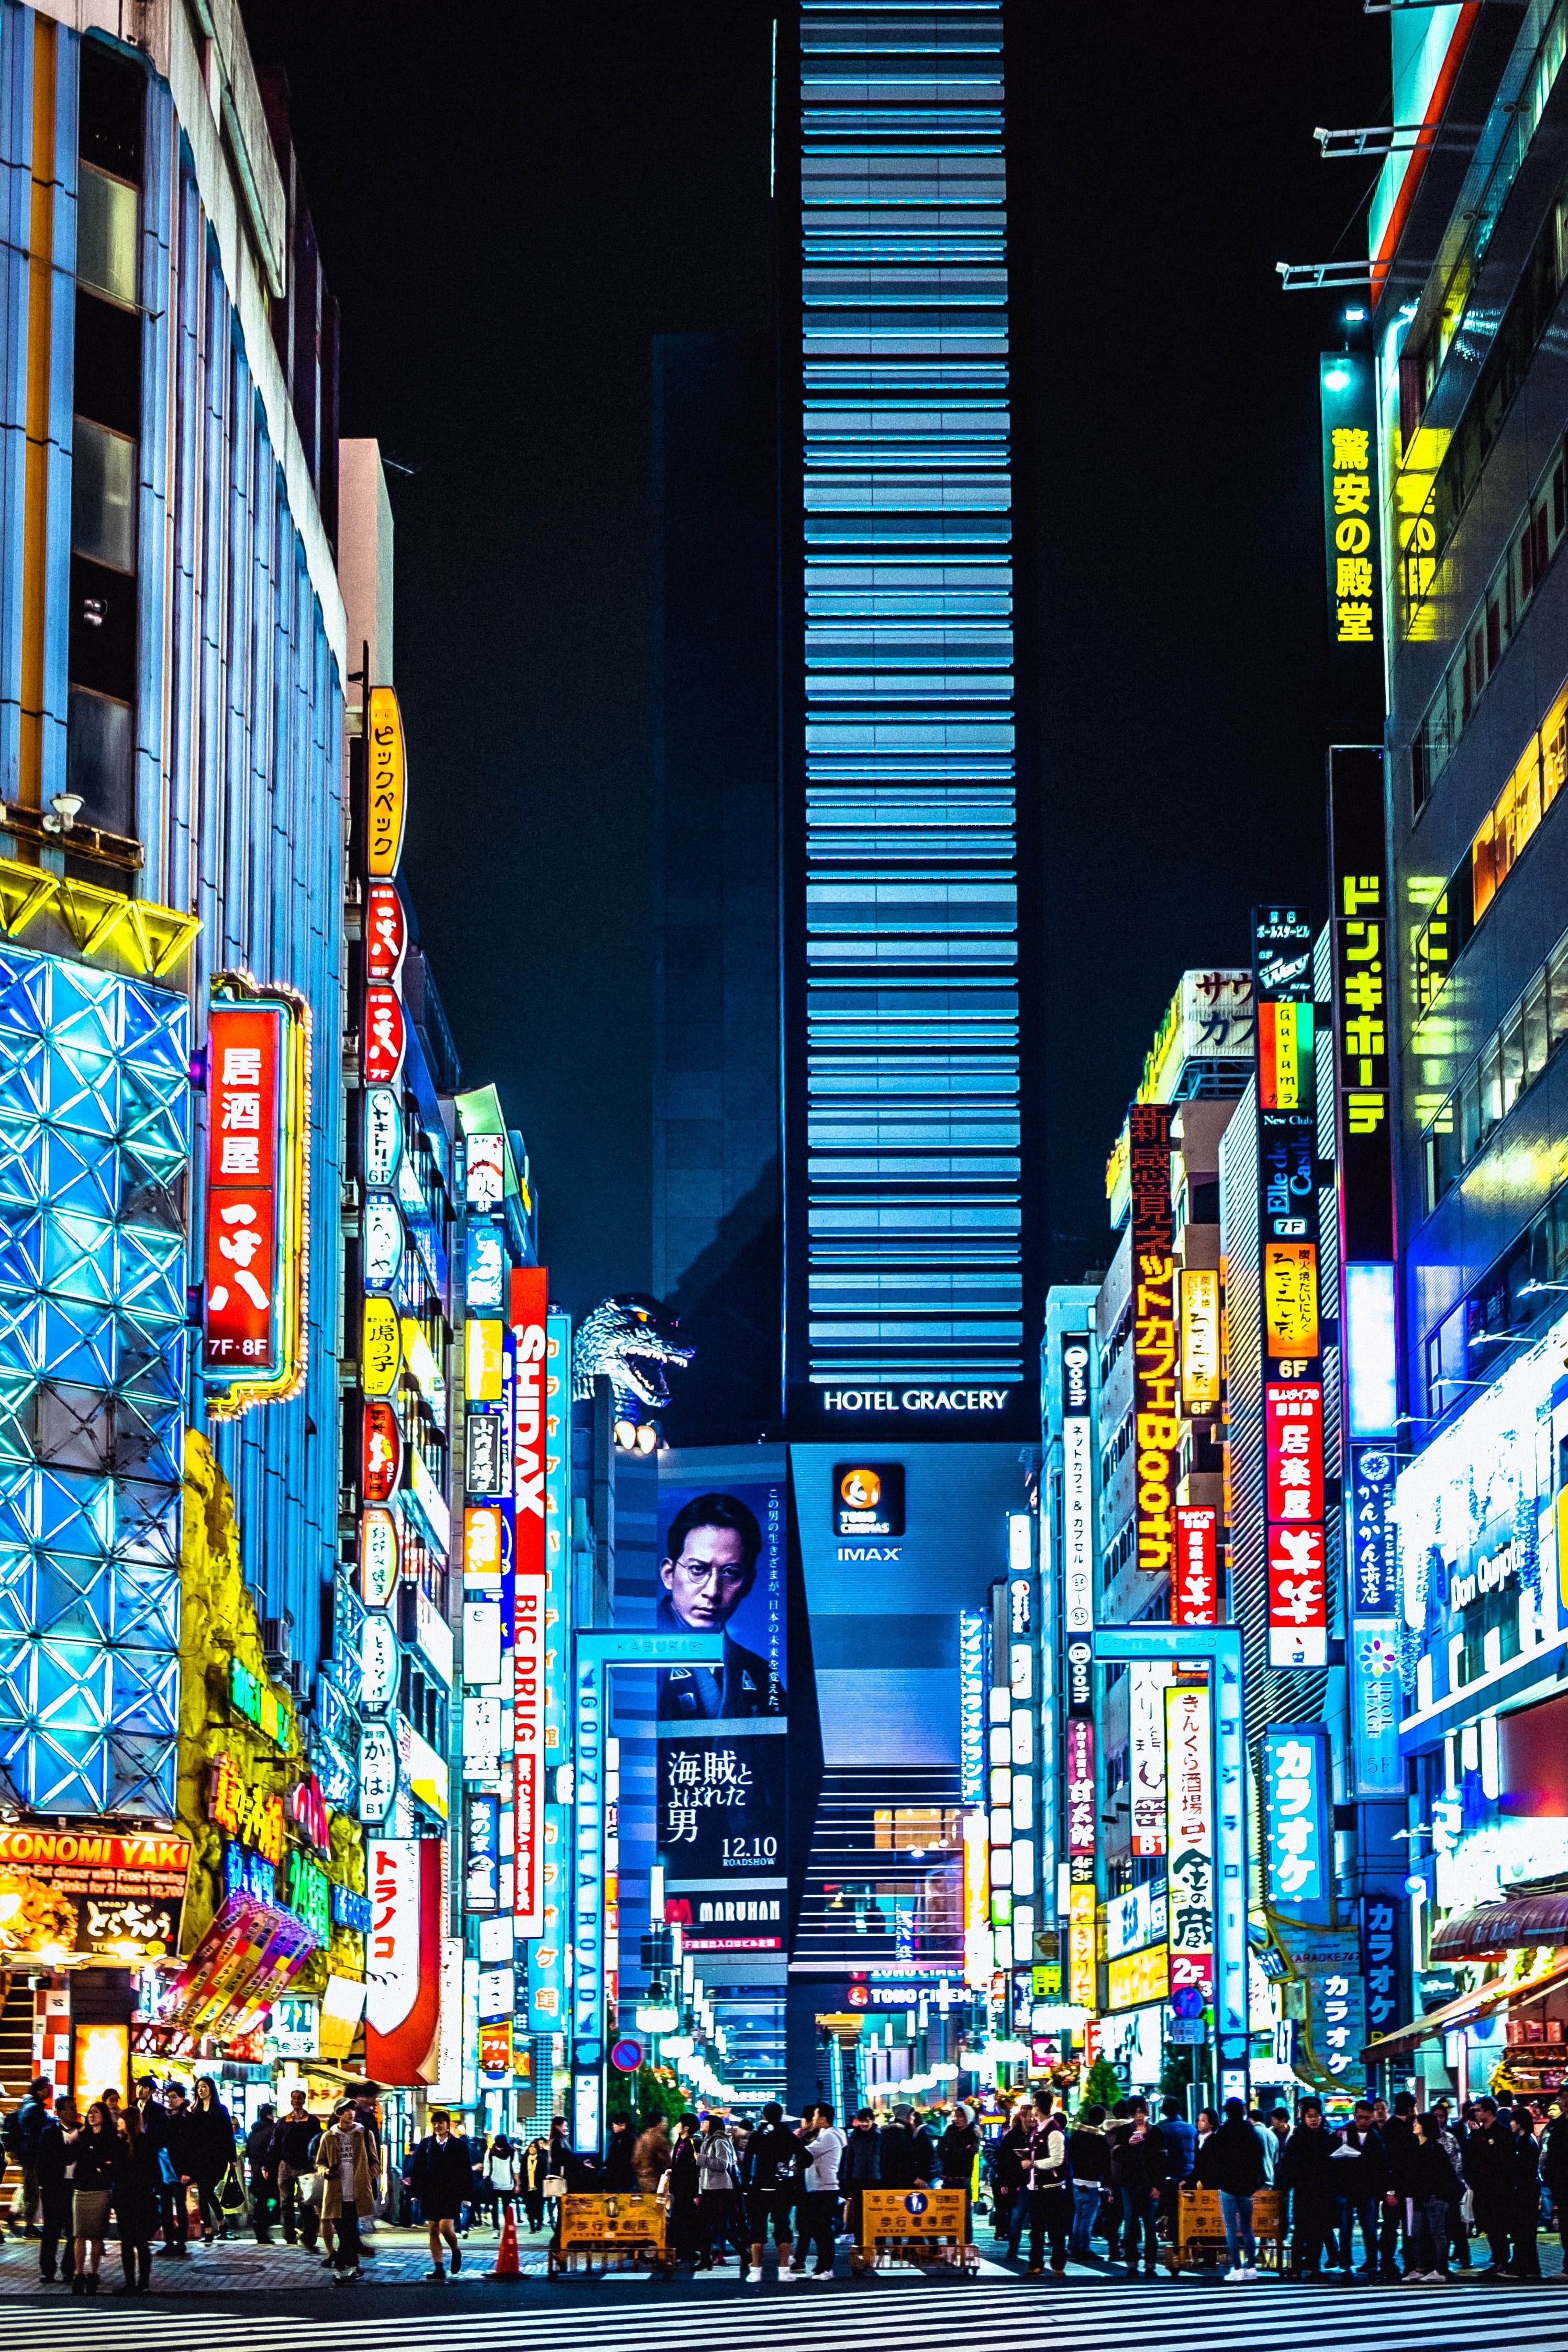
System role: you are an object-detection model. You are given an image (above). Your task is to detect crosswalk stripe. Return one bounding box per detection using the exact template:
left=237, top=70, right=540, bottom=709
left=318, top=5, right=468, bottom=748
left=0, top=2282, right=1558, bottom=2352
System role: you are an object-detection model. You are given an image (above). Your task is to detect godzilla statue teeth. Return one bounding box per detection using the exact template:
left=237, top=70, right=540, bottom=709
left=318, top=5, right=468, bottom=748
left=572, top=1292, right=694, bottom=1418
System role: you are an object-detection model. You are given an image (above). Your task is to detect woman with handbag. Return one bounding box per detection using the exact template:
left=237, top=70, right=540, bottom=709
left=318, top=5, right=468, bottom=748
left=67, top=2101, right=117, bottom=2294
left=543, top=2118, right=574, bottom=2248
left=112, top=2104, right=160, bottom=2294
left=187, top=2078, right=238, bottom=2242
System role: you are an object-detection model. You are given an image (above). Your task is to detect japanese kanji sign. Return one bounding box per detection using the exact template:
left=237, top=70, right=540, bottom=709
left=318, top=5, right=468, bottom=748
left=1265, top=1383, right=1325, bottom=1522
left=1263, top=1722, right=1330, bottom=1922
left=1329, top=745, right=1395, bottom=1259
left=1164, top=1679, right=1214, bottom=1996
left=1269, top=1523, right=1328, bottom=1667
left=1173, top=1504, right=1218, bottom=1625
left=203, top=992, right=308, bottom=1412
left=1320, top=352, right=1383, bottom=715
left=1128, top=1102, right=1178, bottom=1574
left=365, top=685, right=407, bottom=880
left=364, top=1835, right=442, bottom=2084
left=364, top=881, right=407, bottom=984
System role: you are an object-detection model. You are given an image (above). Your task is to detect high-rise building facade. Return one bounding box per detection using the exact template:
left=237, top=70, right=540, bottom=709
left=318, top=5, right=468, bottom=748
left=1372, top=3, right=1568, bottom=2097
left=779, top=0, right=1039, bottom=1440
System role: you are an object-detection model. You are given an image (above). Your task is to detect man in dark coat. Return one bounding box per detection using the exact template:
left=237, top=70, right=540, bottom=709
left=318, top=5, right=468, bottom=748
left=245, top=2104, right=277, bottom=2243
left=1465, top=2094, right=1518, bottom=2276
left=878, top=2104, right=935, bottom=2191
left=406, top=2109, right=473, bottom=2279
left=36, top=2095, right=76, bottom=2286
left=1331, top=2099, right=1388, bottom=2276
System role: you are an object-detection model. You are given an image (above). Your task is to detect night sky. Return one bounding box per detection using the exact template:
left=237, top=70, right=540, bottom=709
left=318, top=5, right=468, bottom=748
left=239, top=0, right=1389, bottom=1314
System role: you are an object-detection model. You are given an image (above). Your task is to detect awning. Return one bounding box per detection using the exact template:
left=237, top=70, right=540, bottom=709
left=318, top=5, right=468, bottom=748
left=1363, top=1950, right=1568, bottom=2058
left=1431, top=1893, right=1568, bottom=1958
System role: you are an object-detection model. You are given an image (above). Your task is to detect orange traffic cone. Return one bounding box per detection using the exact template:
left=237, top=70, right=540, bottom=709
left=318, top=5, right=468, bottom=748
left=493, top=2203, right=520, bottom=2278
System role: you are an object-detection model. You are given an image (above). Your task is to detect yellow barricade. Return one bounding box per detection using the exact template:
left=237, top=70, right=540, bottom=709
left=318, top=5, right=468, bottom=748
left=553, top=2192, right=666, bottom=2276
left=857, top=2185, right=972, bottom=2273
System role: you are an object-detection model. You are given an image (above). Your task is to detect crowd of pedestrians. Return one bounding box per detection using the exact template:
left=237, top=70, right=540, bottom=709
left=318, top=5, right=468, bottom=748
left=983, top=2081, right=1568, bottom=2284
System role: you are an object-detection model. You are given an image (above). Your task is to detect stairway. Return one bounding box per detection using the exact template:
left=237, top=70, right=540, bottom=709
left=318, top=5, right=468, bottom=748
left=0, top=1978, right=35, bottom=2107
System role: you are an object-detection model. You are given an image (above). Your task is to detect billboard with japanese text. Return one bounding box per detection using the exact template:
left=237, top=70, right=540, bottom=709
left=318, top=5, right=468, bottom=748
left=656, top=1475, right=788, bottom=1951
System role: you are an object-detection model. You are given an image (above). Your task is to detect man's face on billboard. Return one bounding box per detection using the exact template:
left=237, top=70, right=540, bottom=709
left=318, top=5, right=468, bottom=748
left=661, top=1523, right=748, bottom=1629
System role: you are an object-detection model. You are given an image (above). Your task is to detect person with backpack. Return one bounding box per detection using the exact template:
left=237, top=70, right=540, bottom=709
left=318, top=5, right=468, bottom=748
left=741, top=2099, right=804, bottom=2282
left=1196, top=2095, right=1266, bottom=2280
left=7, top=2078, right=51, bottom=2234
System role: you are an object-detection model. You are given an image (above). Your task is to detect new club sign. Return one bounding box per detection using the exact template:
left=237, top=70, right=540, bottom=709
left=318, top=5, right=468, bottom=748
left=203, top=984, right=309, bottom=1414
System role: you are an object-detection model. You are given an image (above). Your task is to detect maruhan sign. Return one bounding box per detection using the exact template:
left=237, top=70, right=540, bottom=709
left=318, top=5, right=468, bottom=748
left=822, top=1388, right=1012, bottom=1413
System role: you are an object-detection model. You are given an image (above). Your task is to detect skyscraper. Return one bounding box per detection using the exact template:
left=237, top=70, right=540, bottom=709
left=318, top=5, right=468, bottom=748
left=781, top=0, right=1039, bottom=1440
left=642, top=2, right=1043, bottom=2109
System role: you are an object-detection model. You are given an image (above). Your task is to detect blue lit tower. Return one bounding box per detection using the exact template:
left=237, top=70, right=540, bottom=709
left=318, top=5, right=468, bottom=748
left=780, top=0, right=1039, bottom=1438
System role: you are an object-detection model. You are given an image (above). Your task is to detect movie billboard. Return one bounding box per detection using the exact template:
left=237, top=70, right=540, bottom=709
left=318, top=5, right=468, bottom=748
left=656, top=1477, right=787, bottom=1951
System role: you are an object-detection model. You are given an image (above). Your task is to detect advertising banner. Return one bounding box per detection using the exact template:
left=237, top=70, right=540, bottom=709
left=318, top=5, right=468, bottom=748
left=1061, top=1330, right=1094, bottom=1632
left=0, top=1827, right=189, bottom=1961
left=1320, top=360, right=1384, bottom=729
left=1268, top=1524, right=1328, bottom=1668
left=365, top=1836, right=443, bottom=2084
left=203, top=992, right=308, bottom=1411
left=1129, top=1661, right=1171, bottom=1857
left=1350, top=1616, right=1403, bottom=1798
left=1262, top=1722, right=1331, bottom=1922
left=657, top=1477, right=788, bottom=1950
left=1164, top=1681, right=1214, bottom=1997
left=511, top=1268, right=549, bottom=1933
left=1128, top=1103, right=1177, bottom=1576
left=1173, top=1505, right=1218, bottom=1624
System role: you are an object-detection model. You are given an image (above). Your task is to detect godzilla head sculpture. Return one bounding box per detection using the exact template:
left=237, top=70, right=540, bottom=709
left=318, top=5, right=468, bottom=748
left=572, top=1293, right=694, bottom=1418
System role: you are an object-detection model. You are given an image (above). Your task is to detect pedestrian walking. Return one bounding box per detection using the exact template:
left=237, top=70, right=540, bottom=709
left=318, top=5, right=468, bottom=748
left=36, top=2094, right=76, bottom=2287
left=316, top=2099, right=376, bottom=2284
left=600, top=2115, right=637, bottom=2189
left=112, top=2102, right=160, bottom=2294
left=406, top=2108, right=471, bottom=2278
left=741, top=2098, right=804, bottom=2281
left=1379, top=2090, right=1418, bottom=2276
left=244, top=2103, right=277, bottom=2242
left=798, top=2100, right=844, bottom=2279
left=68, top=2099, right=118, bottom=2294
left=1017, top=2089, right=1071, bottom=2278
left=1276, top=2100, right=1339, bottom=2279
left=937, top=2101, right=980, bottom=2245
left=1405, top=2109, right=1464, bottom=2282
left=270, top=2088, right=319, bottom=2246
left=1067, top=2101, right=1111, bottom=2258
left=1508, top=2104, right=1543, bottom=2280
left=157, top=2081, right=194, bottom=2258
left=187, top=2077, right=238, bottom=2242
left=1465, top=2094, right=1517, bottom=2276
left=880, top=2102, right=936, bottom=2190
left=520, top=2133, right=550, bottom=2233
left=994, top=2104, right=1030, bottom=2253
left=1197, top=2095, right=1265, bottom=2281
left=694, top=2111, right=744, bottom=2269
left=8, top=2076, right=51, bottom=2233
left=631, top=2116, right=669, bottom=2195
left=839, top=2105, right=880, bottom=2255
left=661, top=2113, right=702, bottom=2272
left=1331, top=2099, right=1388, bottom=2276
left=483, top=2132, right=518, bottom=2225
left=1107, top=2098, right=1161, bottom=2278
